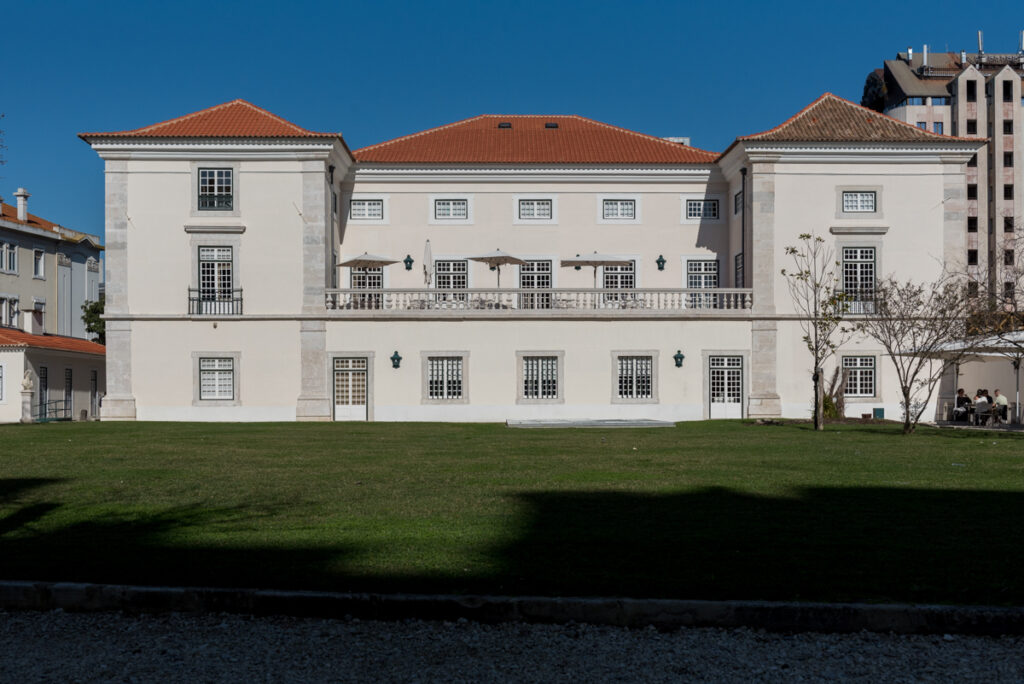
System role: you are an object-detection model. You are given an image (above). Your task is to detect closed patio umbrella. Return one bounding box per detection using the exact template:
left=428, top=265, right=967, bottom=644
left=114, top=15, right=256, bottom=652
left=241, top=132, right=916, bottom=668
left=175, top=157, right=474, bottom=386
left=423, top=240, right=434, bottom=287
left=560, top=252, right=632, bottom=288
left=468, top=248, right=527, bottom=287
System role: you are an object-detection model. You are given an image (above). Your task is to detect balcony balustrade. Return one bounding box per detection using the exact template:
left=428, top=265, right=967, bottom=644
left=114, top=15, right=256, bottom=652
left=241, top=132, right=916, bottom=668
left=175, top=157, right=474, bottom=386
left=324, top=287, right=753, bottom=315
left=188, top=288, right=244, bottom=315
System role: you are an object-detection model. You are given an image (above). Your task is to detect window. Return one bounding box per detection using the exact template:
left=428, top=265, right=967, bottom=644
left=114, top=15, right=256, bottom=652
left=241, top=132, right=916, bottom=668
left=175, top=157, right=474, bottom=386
left=932, top=97, right=950, bottom=106
left=427, top=356, right=463, bottom=400
left=1005, top=185, right=1014, bottom=200
left=966, top=119, right=977, bottom=135
left=685, top=199, right=719, bottom=220
left=434, top=260, right=468, bottom=302
left=842, top=247, right=876, bottom=313
left=1005, top=282, right=1016, bottom=302
left=967, top=184, right=978, bottom=200
left=967, top=249, right=978, bottom=265
left=603, top=199, right=636, bottom=220
left=734, top=253, right=744, bottom=288
left=906, top=97, right=925, bottom=106
left=1, top=242, right=16, bottom=273
left=933, top=121, right=944, bottom=134
left=199, top=358, right=234, bottom=401
left=434, top=199, right=468, bottom=220
left=198, top=246, right=233, bottom=307
left=968, top=217, right=978, bottom=233
left=1006, top=217, right=1016, bottom=233
left=64, top=368, right=72, bottom=412
left=518, top=199, right=552, bottom=220
left=916, top=121, right=928, bottom=130
left=198, top=168, right=233, bottom=210
left=842, top=191, right=876, bottom=213
left=0, top=298, right=18, bottom=328
left=1005, top=121, right=1015, bottom=135
left=519, top=260, right=552, bottom=309
left=331, top=190, right=338, bottom=216
left=687, top=260, right=718, bottom=289
left=350, top=266, right=383, bottom=309
left=38, top=366, right=47, bottom=412
left=968, top=281, right=980, bottom=297
left=967, top=154, right=978, bottom=168
left=843, top=357, right=876, bottom=397
left=617, top=356, right=653, bottom=400
left=1005, top=249, right=1015, bottom=266
left=33, top=250, right=44, bottom=278
left=603, top=261, right=635, bottom=304
left=349, top=199, right=383, bottom=220
left=1004, top=81, right=1014, bottom=103
left=966, top=81, right=977, bottom=102
left=1006, top=152, right=1015, bottom=168
left=733, top=191, right=743, bottom=215
left=522, top=356, right=558, bottom=400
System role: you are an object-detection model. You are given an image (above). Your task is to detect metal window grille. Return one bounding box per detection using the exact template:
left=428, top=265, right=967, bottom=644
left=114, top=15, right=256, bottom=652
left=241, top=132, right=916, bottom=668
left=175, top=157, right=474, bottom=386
left=523, top=356, right=558, bottom=399
left=842, top=192, right=876, bottom=213
left=603, top=199, right=635, bottom=219
left=199, top=358, right=234, bottom=400
left=350, top=199, right=384, bottom=219
left=64, top=368, right=72, bottom=410
left=709, top=356, right=742, bottom=403
left=519, top=199, right=552, bottom=219
left=428, top=357, right=463, bottom=400
left=519, top=260, right=552, bottom=309
left=842, top=357, right=875, bottom=397
left=435, top=199, right=468, bottom=219
left=618, top=356, right=653, bottom=399
left=842, top=247, right=876, bottom=313
left=686, top=199, right=719, bottom=220
left=198, top=168, right=233, bottom=210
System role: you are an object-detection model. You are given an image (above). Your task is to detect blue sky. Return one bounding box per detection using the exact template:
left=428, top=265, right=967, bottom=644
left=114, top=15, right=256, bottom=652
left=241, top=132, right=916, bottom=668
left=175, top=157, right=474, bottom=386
left=3, top=0, right=1023, bottom=239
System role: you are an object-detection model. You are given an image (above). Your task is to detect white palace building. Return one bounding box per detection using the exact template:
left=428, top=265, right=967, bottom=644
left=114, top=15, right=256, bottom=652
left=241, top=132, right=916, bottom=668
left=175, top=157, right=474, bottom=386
left=80, top=95, right=981, bottom=422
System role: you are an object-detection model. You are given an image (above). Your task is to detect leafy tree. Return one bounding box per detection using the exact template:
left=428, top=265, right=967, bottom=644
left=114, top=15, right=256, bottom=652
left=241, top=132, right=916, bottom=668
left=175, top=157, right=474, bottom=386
left=861, top=71, right=886, bottom=113
left=781, top=234, right=853, bottom=431
left=81, top=296, right=104, bottom=344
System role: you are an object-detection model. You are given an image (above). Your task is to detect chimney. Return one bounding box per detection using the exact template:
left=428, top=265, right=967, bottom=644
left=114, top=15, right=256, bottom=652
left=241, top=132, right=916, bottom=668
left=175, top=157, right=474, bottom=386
left=978, top=30, right=984, bottom=54
left=13, top=188, right=30, bottom=222
left=907, top=46, right=913, bottom=63
left=922, top=44, right=928, bottom=70
left=961, top=49, right=967, bottom=65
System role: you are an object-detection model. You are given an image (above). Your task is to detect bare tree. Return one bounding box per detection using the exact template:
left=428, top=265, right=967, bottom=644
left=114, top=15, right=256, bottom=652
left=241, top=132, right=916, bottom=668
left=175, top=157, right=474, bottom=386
left=855, top=275, right=977, bottom=434
left=781, top=234, right=853, bottom=431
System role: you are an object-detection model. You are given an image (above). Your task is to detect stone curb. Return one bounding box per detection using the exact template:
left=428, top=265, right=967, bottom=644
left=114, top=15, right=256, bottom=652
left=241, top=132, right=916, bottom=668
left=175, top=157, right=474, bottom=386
left=1, top=580, right=1023, bottom=635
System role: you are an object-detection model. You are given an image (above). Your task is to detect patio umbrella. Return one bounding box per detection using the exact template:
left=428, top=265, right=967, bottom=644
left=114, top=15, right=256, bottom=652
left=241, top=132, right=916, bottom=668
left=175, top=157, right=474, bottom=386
left=468, top=248, right=526, bottom=287
left=559, top=252, right=632, bottom=288
left=337, top=252, right=399, bottom=270
left=423, top=240, right=434, bottom=287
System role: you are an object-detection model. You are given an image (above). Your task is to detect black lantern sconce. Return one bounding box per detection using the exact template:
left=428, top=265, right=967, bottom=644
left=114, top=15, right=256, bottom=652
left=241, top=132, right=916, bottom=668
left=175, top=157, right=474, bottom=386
left=656, top=254, right=667, bottom=271
left=390, top=351, right=402, bottom=369
left=403, top=255, right=414, bottom=271
left=574, top=253, right=582, bottom=271
left=673, top=350, right=685, bottom=368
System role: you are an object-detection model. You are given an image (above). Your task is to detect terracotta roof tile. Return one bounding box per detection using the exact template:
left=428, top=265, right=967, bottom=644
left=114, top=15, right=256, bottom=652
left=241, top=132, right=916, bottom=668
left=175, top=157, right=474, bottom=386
left=737, top=93, right=976, bottom=143
left=355, top=115, right=719, bottom=164
left=1, top=201, right=62, bottom=234
left=79, top=99, right=341, bottom=139
left=0, top=328, right=105, bottom=355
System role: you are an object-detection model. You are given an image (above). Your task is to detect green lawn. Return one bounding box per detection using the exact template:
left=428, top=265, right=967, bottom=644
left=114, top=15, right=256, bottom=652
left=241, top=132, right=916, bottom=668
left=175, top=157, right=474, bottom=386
left=2, top=420, right=1023, bottom=605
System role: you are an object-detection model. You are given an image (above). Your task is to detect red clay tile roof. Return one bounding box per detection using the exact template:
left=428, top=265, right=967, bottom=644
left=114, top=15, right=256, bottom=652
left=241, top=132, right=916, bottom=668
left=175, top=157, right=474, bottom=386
left=354, top=115, right=719, bottom=164
left=0, top=328, right=105, bottom=355
left=737, top=93, right=977, bottom=143
left=1, top=201, right=62, bottom=234
left=79, top=99, right=341, bottom=139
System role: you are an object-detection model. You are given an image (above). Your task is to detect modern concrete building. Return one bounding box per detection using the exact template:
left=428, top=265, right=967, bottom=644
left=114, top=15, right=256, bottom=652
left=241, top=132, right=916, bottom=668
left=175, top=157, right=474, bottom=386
left=864, top=36, right=1023, bottom=295
left=80, top=96, right=980, bottom=422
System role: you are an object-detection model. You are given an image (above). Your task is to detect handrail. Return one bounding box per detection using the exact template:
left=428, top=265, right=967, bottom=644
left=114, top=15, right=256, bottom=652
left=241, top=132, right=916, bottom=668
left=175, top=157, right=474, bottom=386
left=188, top=288, right=244, bottom=315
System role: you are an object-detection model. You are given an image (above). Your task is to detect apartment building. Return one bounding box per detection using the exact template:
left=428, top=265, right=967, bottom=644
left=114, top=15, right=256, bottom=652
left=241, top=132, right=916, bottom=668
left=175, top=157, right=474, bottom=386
left=80, top=96, right=979, bottom=422
left=865, top=38, right=1023, bottom=294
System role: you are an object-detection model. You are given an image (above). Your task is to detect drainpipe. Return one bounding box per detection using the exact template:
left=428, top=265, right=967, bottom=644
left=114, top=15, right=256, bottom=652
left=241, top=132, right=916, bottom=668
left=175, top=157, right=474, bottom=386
left=739, top=167, right=747, bottom=288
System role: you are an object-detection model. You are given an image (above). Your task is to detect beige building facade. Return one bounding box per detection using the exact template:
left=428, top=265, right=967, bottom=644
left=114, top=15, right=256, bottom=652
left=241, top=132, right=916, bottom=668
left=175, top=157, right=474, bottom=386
left=81, top=97, right=980, bottom=423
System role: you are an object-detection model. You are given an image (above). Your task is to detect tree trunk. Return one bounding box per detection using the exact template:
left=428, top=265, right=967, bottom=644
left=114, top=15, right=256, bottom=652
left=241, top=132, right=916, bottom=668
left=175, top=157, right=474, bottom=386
left=814, top=368, right=824, bottom=431
left=902, top=388, right=914, bottom=434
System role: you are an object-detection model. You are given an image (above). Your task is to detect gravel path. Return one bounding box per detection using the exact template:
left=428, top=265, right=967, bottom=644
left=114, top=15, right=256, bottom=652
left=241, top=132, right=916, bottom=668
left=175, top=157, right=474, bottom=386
left=3, top=610, right=1024, bottom=683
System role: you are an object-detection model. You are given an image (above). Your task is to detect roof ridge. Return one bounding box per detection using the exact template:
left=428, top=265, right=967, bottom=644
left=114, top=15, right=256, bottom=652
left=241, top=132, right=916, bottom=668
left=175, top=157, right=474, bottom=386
left=131, top=99, right=314, bottom=136
left=354, top=115, right=488, bottom=154
left=738, top=93, right=832, bottom=140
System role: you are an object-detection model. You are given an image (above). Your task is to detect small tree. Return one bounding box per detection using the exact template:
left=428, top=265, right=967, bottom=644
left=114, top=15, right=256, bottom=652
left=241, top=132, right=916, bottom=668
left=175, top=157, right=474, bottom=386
left=976, top=228, right=1024, bottom=422
left=81, top=296, right=104, bottom=344
left=855, top=275, right=976, bottom=434
left=781, top=234, right=853, bottom=431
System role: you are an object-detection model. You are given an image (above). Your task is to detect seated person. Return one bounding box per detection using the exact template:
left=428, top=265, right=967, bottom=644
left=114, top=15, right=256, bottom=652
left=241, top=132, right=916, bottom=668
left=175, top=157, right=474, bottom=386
left=993, top=389, right=1009, bottom=423
left=974, top=390, right=990, bottom=425
left=952, top=388, right=971, bottom=422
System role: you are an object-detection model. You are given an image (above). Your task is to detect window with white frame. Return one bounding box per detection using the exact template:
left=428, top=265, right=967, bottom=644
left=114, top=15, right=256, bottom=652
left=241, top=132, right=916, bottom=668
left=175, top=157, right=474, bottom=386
left=686, top=260, right=719, bottom=289
left=427, top=356, right=463, bottom=400
left=842, top=247, right=876, bottom=313
left=522, top=356, right=559, bottom=400
left=435, top=260, right=468, bottom=302
left=842, top=191, right=876, bottom=213
left=434, top=199, right=468, bottom=220
left=603, top=199, right=636, bottom=220
left=350, top=199, right=384, bottom=220
left=33, top=250, right=44, bottom=278
left=198, top=168, right=233, bottom=210
left=519, top=260, right=552, bottom=309
left=617, top=355, right=653, bottom=400
left=518, top=199, right=552, bottom=220
left=199, top=358, right=235, bottom=400
left=350, top=266, right=383, bottom=309
left=686, top=199, right=719, bottom=220
left=1, top=242, right=16, bottom=273
left=603, top=261, right=635, bottom=289
left=0, top=297, right=17, bottom=328
left=199, top=247, right=233, bottom=301
left=843, top=356, right=875, bottom=397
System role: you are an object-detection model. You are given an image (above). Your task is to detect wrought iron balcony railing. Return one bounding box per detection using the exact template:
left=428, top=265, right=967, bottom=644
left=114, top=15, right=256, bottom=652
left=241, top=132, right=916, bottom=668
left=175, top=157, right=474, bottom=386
left=188, top=288, right=244, bottom=315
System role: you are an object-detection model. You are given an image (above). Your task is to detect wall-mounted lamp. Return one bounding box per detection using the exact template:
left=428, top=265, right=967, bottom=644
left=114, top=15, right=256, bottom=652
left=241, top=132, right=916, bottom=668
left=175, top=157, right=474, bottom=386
left=673, top=350, right=685, bottom=368
left=403, top=255, right=414, bottom=271
left=656, top=254, right=666, bottom=271
left=390, top=351, right=402, bottom=369
left=574, top=253, right=581, bottom=271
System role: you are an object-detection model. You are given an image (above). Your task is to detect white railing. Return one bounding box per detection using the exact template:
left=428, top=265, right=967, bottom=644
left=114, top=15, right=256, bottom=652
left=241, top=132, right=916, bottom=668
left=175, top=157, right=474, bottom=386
left=324, top=288, right=753, bottom=313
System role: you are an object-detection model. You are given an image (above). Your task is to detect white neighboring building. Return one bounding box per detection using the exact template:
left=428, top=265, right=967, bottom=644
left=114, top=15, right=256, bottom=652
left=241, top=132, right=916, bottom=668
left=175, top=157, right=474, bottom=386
left=79, top=96, right=980, bottom=422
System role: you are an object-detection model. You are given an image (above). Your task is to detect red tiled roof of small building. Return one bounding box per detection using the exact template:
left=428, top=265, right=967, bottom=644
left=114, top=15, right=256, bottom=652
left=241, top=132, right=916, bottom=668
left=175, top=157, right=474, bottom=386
left=0, top=328, right=105, bottom=355
left=79, top=99, right=341, bottom=139
left=1, top=201, right=62, bottom=234
left=354, top=115, right=719, bottom=164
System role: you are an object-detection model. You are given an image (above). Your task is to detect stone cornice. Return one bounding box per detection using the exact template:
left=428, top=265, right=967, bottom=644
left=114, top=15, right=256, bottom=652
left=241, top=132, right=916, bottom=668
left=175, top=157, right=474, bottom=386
left=351, top=164, right=721, bottom=184
left=85, top=137, right=345, bottom=163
